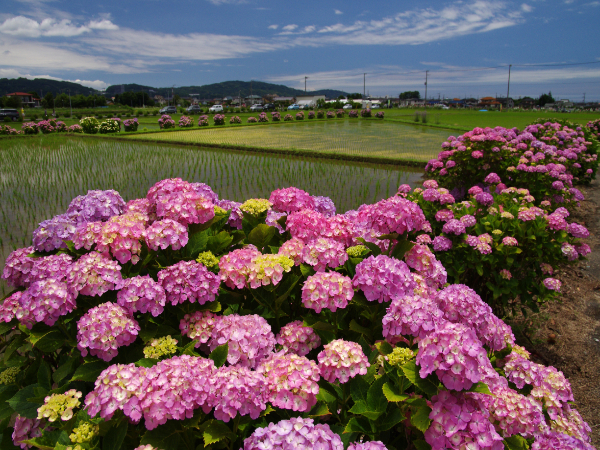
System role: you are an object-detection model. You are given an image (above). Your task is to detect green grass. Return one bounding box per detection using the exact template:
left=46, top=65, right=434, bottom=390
left=0, top=136, right=422, bottom=296
left=120, top=120, right=450, bottom=163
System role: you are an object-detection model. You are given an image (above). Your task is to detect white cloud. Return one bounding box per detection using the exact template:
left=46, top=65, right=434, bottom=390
left=282, top=24, right=298, bottom=31
left=334, top=9, right=343, bottom=15
left=0, top=68, right=108, bottom=90
left=88, top=19, right=118, bottom=30
left=268, top=24, right=278, bottom=29
left=521, top=4, right=533, bottom=12
left=0, top=16, right=90, bottom=37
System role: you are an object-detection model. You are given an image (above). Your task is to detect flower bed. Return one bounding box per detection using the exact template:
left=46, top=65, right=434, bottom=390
left=375, top=111, right=385, bottom=119
left=158, top=115, right=175, bottom=129
left=327, top=111, right=335, bottom=119
left=123, top=118, right=139, bottom=132
left=37, top=120, right=55, bottom=134
left=247, top=116, right=258, bottom=123
left=258, top=112, right=269, bottom=123
left=317, top=110, right=325, bottom=119
left=284, top=114, right=293, bottom=121
left=296, top=111, right=305, bottom=120
left=0, top=181, right=595, bottom=450
left=271, top=112, right=281, bottom=122
left=21, top=122, right=38, bottom=135
left=198, top=115, right=209, bottom=126
left=308, top=111, right=315, bottom=119
left=68, top=124, right=84, bottom=133
left=98, top=119, right=120, bottom=134
left=336, top=109, right=345, bottom=118
left=213, top=114, right=225, bottom=125
left=229, top=116, right=241, bottom=124
left=0, top=125, right=21, bottom=135
left=80, top=117, right=99, bottom=134
left=361, top=108, right=372, bottom=118
left=178, top=115, right=194, bottom=128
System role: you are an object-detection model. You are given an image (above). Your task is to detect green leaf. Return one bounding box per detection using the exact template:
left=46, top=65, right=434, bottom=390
left=307, top=321, right=334, bottom=331
left=0, top=386, right=18, bottom=422
left=377, top=408, right=405, bottom=432
left=29, top=329, right=66, bottom=353
left=141, top=421, right=182, bottom=450
left=7, top=385, right=42, bottom=419
left=203, top=420, right=235, bottom=446
left=71, top=361, right=109, bottom=382
left=377, top=233, right=400, bottom=241
left=356, top=238, right=382, bottom=256
left=410, top=403, right=433, bottom=432
left=401, top=360, right=438, bottom=396
left=469, top=382, right=492, bottom=395
left=37, top=361, right=52, bottom=391
left=503, top=435, right=529, bottom=450
left=181, top=341, right=200, bottom=357
left=183, top=229, right=209, bottom=257
left=0, top=321, right=18, bottom=337
left=135, top=358, right=159, bottom=368
left=309, top=402, right=331, bottom=417
left=366, top=377, right=388, bottom=415
left=382, top=383, right=409, bottom=402
left=198, top=300, right=221, bottom=312
left=375, top=341, right=394, bottom=355
left=52, top=355, right=80, bottom=384
left=390, top=239, right=415, bottom=260
left=350, top=375, right=370, bottom=404
left=412, top=439, right=432, bottom=450
left=300, top=264, right=316, bottom=278
left=102, top=419, right=127, bottom=450
left=209, top=343, right=228, bottom=367
left=349, top=320, right=372, bottom=338
left=247, top=224, right=277, bottom=251
left=316, top=387, right=336, bottom=404
left=23, top=430, right=70, bottom=450
left=4, top=335, right=25, bottom=363
left=343, top=417, right=371, bottom=434
left=206, top=231, right=233, bottom=255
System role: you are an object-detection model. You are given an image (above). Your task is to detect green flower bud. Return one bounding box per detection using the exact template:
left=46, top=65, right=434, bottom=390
left=0, top=367, right=20, bottom=385
left=196, top=251, right=219, bottom=270
left=143, top=335, right=178, bottom=360
left=346, top=245, right=368, bottom=258
left=37, top=389, right=82, bottom=422
left=69, top=422, right=99, bottom=444
left=240, top=199, right=272, bottom=215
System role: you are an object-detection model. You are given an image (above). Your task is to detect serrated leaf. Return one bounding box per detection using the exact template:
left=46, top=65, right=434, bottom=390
left=377, top=407, right=405, bottom=432
left=350, top=375, right=369, bottom=404
left=382, top=383, right=409, bottom=402
left=3, top=335, right=24, bottom=363
left=503, top=435, right=528, bottom=450
left=469, top=381, right=492, bottom=395
left=0, top=386, right=17, bottom=422
left=71, top=361, right=109, bottom=382
left=348, top=399, right=383, bottom=420
left=410, top=403, right=432, bottom=432
left=356, top=238, right=382, bottom=256
left=316, top=387, right=336, bottom=404
left=29, top=329, right=66, bottom=353
left=343, top=417, right=371, bottom=434
left=23, top=430, right=70, bottom=450
left=390, top=239, right=415, bottom=260
left=300, top=264, right=316, bottom=277
left=7, top=385, right=42, bottom=419
left=37, top=361, right=52, bottom=391
left=52, top=355, right=79, bottom=384
left=183, top=229, right=209, bottom=257
left=375, top=341, right=394, bottom=355
left=0, top=320, right=17, bottom=336
left=206, top=231, right=233, bottom=255
left=198, top=300, right=221, bottom=312
left=349, top=320, right=372, bottom=338
left=309, top=402, right=330, bottom=417
left=366, top=376, right=388, bottom=414
left=203, top=420, right=235, bottom=446
left=209, top=343, right=228, bottom=367
left=401, top=360, right=438, bottom=396
left=103, top=419, right=127, bottom=450
left=247, top=224, right=277, bottom=251
left=308, top=321, right=334, bottom=331
left=181, top=341, right=200, bottom=357
left=135, top=358, right=159, bottom=368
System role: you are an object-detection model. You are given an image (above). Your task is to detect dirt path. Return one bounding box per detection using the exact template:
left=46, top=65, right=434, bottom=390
left=513, top=179, right=600, bottom=446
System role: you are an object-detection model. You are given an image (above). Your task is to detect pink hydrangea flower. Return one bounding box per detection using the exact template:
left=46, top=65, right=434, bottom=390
left=404, top=244, right=447, bottom=288
left=158, top=260, right=220, bottom=305
left=67, top=252, right=123, bottom=297
left=318, top=339, right=369, bottom=384
left=435, top=209, right=454, bottom=222
left=502, top=236, right=518, bottom=246
left=301, top=238, right=348, bottom=271
left=278, top=237, right=305, bottom=265
left=219, top=247, right=262, bottom=289
left=276, top=320, right=321, bottom=356
left=561, top=242, right=578, bottom=261
left=348, top=442, right=388, bottom=450
left=257, top=351, right=320, bottom=412
left=72, top=221, right=104, bottom=251
left=417, top=321, right=490, bottom=391
left=12, top=416, right=43, bottom=449
left=2, top=246, right=35, bottom=287
left=209, top=314, right=275, bottom=368
left=301, top=272, right=354, bottom=313
left=432, top=236, right=452, bottom=251
left=156, top=190, right=215, bottom=226
left=356, top=196, right=427, bottom=236
left=323, top=215, right=355, bottom=247
left=96, top=214, right=145, bottom=264
left=27, top=253, right=73, bottom=284
left=116, top=275, right=166, bottom=316
left=210, top=365, right=268, bottom=422
left=180, top=310, right=220, bottom=347
left=144, top=218, right=188, bottom=251
left=243, top=417, right=343, bottom=450
left=382, top=294, right=444, bottom=340
left=286, top=209, right=327, bottom=243
left=442, top=219, right=466, bottom=235
left=269, top=187, right=315, bottom=213
left=460, top=215, right=477, bottom=227
left=16, top=278, right=76, bottom=328
left=352, top=255, right=416, bottom=303
left=481, top=386, right=544, bottom=438
left=543, top=277, right=561, bottom=292
left=531, top=432, right=593, bottom=450
left=77, top=302, right=140, bottom=361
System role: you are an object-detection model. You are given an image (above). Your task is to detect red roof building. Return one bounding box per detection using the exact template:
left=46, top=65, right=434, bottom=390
left=6, top=92, right=41, bottom=107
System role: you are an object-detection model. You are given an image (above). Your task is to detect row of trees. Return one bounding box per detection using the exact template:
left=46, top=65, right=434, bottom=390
left=113, top=91, right=156, bottom=108
left=0, top=92, right=108, bottom=109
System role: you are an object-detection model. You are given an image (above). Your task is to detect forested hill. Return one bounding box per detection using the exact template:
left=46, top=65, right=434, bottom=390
left=104, top=80, right=348, bottom=99
left=0, top=78, right=98, bottom=97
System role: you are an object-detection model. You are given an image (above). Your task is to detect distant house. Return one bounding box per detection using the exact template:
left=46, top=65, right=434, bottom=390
left=478, top=97, right=502, bottom=109
left=154, top=95, right=166, bottom=105
left=273, top=97, right=294, bottom=105
left=544, top=99, right=573, bottom=110
left=399, top=98, right=423, bottom=107
left=296, top=95, right=325, bottom=108
left=6, top=92, right=40, bottom=107
left=496, top=97, right=515, bottom=109
left=245, top=95, right=262, bottom=105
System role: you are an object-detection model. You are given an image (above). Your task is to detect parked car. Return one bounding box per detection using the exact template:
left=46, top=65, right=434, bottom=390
left=209, top=104, right=224, bottom=113
left=0, top=109, right=20, bottom=121
left=187, top=105, right=202, bottom=113
left=342, top=104, right=353, bottom=110
left=250, top=104, right=264, bottom=112
left=371, top=104, right=380, bottom=109
left=263, top=103, right=276, bottom=111
left=287, top=104, right=300, bottom=110
left=159, top=106, right=177, bottom=114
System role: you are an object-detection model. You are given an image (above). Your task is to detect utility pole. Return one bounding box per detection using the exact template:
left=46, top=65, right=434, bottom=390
left=583, top=93, right=586, bottom=103
left=506, top=64, right=512, bottom=109
left=305, top=76, right=308, bottom=93
left=68, top=89, right=72, bottom=117
left=424, top=70, right=429, bottom=106
left=250, top=80, right=253, bottom=105
left=363, top=73, right=366, bottom=99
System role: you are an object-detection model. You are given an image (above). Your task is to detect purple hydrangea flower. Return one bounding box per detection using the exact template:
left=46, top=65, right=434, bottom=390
left=276, top=320, right=321, bottom=356
left=216, top=199, right=243, bottom=229
left=66, top=190, right=125, bottom=223
left=32, top=214, right=77, bottom=252
left=353, top=255, right=416, bottom=303
left=116, top=275, right=166, bottom=316
left=158, top=260, right=220, bottom=305
left=67, top=252, right=123, bottom=297
left=432, top=236, right=452, bottom=251
left=301, top=272, right=354, bottom=313
left=243, top=417, right=343, bottom=450
left=382, top=294, right=444, bottom=340
left=312, top=196, right=336, bottom=217
left=210, top=365, right=268, bottom=422
left=269, top=187, right=315, bottom=213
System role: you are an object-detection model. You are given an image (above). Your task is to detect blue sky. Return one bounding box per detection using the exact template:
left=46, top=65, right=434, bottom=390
left=0, top=0, right=599, bottom=100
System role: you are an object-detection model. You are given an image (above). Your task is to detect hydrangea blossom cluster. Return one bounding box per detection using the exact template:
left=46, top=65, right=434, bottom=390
left=210, top=365, right=268, bottom=422
left=32, top=213, right=77, bottom=252
left=301, top=272, right=354, bottom=313
left=348, top=442, right=388, bottom=450
left=482, top=386, right=544, bottom=438
left=216, top=199, right=243, bottom=228
left=158, top=260, right=220, bottom=305
left=301, top=237, right=348, bottom=271
left=278, top=237, right=305, bottom=265
left=276, top=320, right=321, bottom=356
left=317, top=339, right=370, bottom=383
left=417, top=321, right=489, bottom=391
left=286, top=209, right=327, bottom=243
left=12, top=416, right=43, bottom=449
left=37, top=389, right=82, bottom=422
left=66, top=189, right=125, bottom=223
left=1, top=246, right=35, bottom=287
left=543, top=277, right=562, bottom=292
left=244, top=417, right=343, bottom=450
left=69, top=421, right=99, bottom=444
left=77, top=302, right=140, bottom=361
left=257, top=351, right=320, bottom=411
left=240, top=198, right=272, bottom=215
left=312, top=196, right=336, bottom=216
left=116, top=275, right=166, bottom=317
left=156, top=190, right=215, bottom=226
left=357, top=196, right=427, bottom=235
left=144, top=218, right=188, bottom=251
left=382, top=294, right=444, bottom=340
left=269, top=187, right=315, bottom=213
left=15, top=277, right=76, bottom=327
left=218, top=247, right=262, bottom=289
left=143, top=335, right=178, bottom=359
left=246, top=254, right=294, bottom=288
left=67, top=252, right=123, bottom=297
left=352, top=255, right=416, bottom=303
left=95, top=214, right=145, bottom=264
left=209, top=314, right=275, bottom=368
left=404, top=244, right=447, bottom=288
left=180, top=310, right=219, bottom=346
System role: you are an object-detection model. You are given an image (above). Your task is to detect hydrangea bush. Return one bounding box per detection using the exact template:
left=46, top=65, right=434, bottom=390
left=213, top=114, right=225, bottom=126
left=178, top=116, right=194, bottom=128
left=157, top=115, right=175, bottom=129
left=0, top=177, right=594, bottom=450
left=79, top=117, right=99, bottom=134
left=123, top=118, right=139, bottom=132
left=229, top=116, right=241, bottom=124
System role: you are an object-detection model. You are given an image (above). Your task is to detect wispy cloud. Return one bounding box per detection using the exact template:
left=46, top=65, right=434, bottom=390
left=281, top=24, right=297, bottom=31
left=268, top=24, right=278, bottom=30
left=334, top=9, right=343, bottom=15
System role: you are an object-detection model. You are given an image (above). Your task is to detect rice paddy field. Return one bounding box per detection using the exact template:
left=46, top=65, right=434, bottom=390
left=122, top=121, right=451, bottom=162
left=0, top=136, right=424, bottom=296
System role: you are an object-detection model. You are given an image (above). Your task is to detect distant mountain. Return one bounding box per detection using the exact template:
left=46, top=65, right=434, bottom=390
left=0, top=78, right=98, bottom=97
left=104, top=80, right=348, bottom=99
